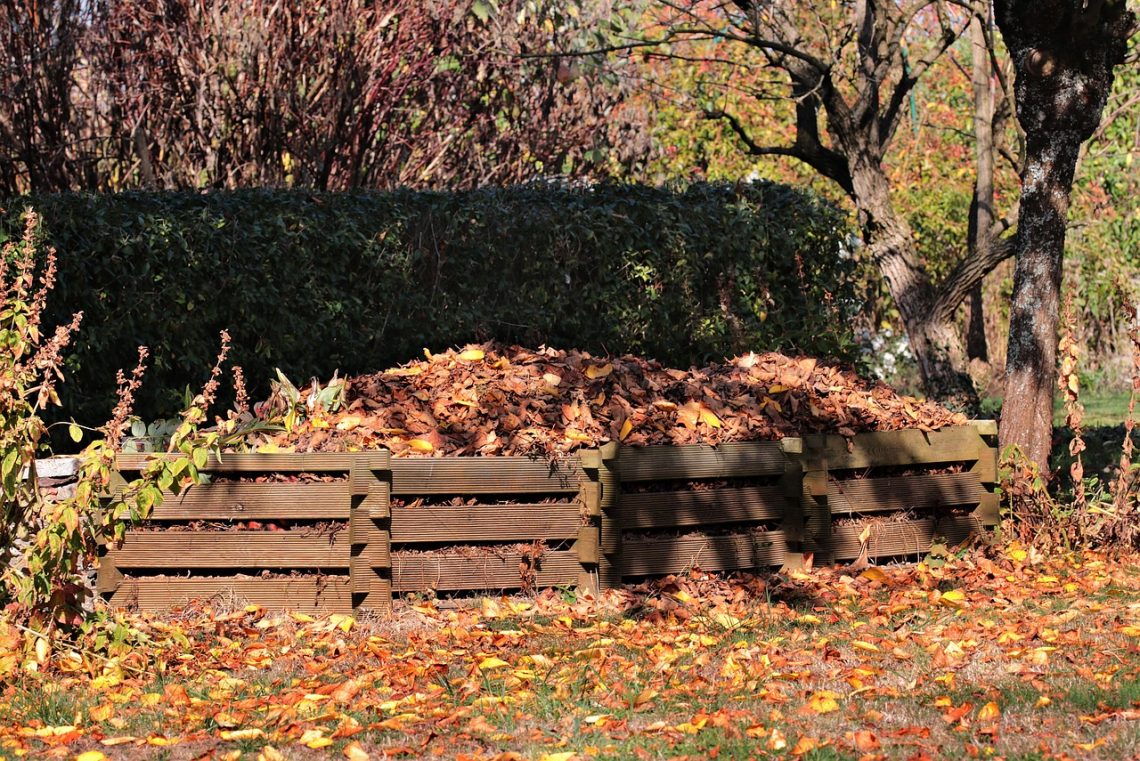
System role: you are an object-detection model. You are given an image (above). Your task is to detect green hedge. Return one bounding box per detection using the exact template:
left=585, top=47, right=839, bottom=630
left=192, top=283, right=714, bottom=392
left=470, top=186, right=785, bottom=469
left=2, top=183, right=858, bottom=427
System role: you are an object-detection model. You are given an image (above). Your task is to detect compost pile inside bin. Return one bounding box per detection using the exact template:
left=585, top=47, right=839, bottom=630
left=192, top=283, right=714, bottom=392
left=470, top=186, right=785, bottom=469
left=245, top=343, right=967, bottom=456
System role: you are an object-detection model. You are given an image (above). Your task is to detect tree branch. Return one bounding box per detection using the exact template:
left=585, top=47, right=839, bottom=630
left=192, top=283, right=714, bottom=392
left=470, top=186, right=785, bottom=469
left=705, top=106, right=853, bottom=195
left=931, top=221, right=1017, bottom=323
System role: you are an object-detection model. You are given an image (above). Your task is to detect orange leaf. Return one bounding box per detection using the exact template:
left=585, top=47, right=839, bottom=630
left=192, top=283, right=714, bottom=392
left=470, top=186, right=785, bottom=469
left=977, top=701, right=1001, bottom=722
left=853, top=730, right=881, bottom=752
left=585, top=363, right=613, bottom=379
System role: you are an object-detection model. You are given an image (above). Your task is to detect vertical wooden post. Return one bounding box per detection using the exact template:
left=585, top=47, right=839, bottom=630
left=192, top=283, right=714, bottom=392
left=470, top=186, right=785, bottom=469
left=581, top=443, right=621, bottom=590
left=350, top=451, right=392, bottom=613
left=969, top=420, right=1001, bottom=526
left=777, top=437, right=806, bottom=570
left=795, top=434, right=832, bottom=567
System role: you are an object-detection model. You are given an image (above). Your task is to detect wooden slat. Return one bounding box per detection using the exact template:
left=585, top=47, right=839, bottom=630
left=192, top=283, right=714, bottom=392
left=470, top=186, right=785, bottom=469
left=108, top=532, right=350, bottom=568
left=618, top=442, right=787, bottom=482
left=391, top=549, right=581, bottom=592
left=620, top=530, right=786, bottom=576
left=391, top=458, right=584, bottom=495
left=810, top=426, right=988, bottom=471
left=352, top=524, right=391, bottom=567
left=831, top=515, right=985, bottom=560
left=390, top=504, right=581, bottom=542
left=574, top=525, right=599, bottom=564
left=107, top=576, right=353, bottom=613
left=149, top=483, right=351, bottom=520
left=828, top=472, right=986, bottom=515
left=617, top=485, right=786, bottom=530
left=116, top=452, right=375, bottom=472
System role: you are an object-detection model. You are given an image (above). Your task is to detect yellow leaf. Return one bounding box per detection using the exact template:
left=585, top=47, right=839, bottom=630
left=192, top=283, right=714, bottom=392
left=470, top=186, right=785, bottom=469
left=343, top=741, right=371, bottom=760
left=90, top=703, right=115, bottom=722
left=939, top=589, right=968, bottom=608
left=858, top=525, right=872, bottom=545
left=797, top=614, right=822, bottom=625
left=852, top=641, right=880, bottom=652
left=564, top=429, right=592, bottom=442
left=805, top=691, right=840, bottom=714
left=767, top=384, right=789, bottom=394
left=259, top=747, right=287, bottom=761
left=712, top=612, right=741, bottom=629
left=329, top=613, right=355, bottom=633
left=299, top=729, right=332, bottom=749
left=860, top=567, right=889, bottom=583
left=585, top=364, right=613, bottom=379
left=977, top=701, right=1001, bottom=721
left=767, top=728, right=788, bottom=750
left=220, top=729, right=265, bottom=741
left=407, top=438, right=435, bottom=453
left=335, top=415, right=362, bottom=431
left=538, top=753, right=577, bottom=761
left=290, top=612, right=316, bottom=623
left=1119, top=625, right=1140, bottom=637
left=99, top=737, right=138, bottom=747
left=699, top=407, right=722, bottom=428
left=478, top=656, right=511, bottom=670
left=76, top=753, right=107, bottom=761
left=619, top=419, right=633, bottom=441
left=543, top=373, right=562, bottom=386
left=458, top=348, right=485, bottom=362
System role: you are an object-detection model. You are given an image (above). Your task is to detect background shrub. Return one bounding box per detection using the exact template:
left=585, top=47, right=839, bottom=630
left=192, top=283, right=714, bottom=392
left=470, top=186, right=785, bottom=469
left=0, top=182, right=859, bottom=431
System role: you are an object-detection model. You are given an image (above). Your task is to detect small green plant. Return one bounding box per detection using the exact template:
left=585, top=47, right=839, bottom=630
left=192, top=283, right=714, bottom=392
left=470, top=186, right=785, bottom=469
left=0, top=209, right=266, bottom=665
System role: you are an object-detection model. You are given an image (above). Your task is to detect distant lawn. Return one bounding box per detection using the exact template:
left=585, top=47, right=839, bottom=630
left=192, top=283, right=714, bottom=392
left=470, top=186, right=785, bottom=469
left=1055, top=390, right=1134, bottom=428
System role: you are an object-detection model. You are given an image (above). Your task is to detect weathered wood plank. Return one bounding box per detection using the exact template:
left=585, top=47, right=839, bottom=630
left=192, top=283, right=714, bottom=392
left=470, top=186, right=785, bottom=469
left=107, top=576, right=353, bottom=613
left=391, top=458, right=584, bottom=495
left=391, top=549, right=581, bottom=592
left=617, top=442, right=787, bottom=482
left=108, top=532, right=350, bottom=568
left=830, top=515, right=983, bottom=560
left=617, top=485, right=786, bottom=530
left=390, top=504, right=581, bottom=542
left=620, top=530, right=786, bottom=576
left=811, top=426, right=989, bottom=471
left=574, top=526, right=599, bottom=564
left=149, top=483, right=351, bottom=520
left=827, top=472, right=986, bottom=515
left=116, top=452, right=376, bottom=472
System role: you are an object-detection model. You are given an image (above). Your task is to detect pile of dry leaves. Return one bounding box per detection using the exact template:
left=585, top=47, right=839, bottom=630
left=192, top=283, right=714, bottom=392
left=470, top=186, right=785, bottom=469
left=244, top=343, right=966, bottom=457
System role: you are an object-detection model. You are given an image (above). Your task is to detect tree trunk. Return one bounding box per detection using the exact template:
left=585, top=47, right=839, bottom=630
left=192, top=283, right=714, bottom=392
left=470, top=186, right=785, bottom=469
left=999, top=133, right=1080, bottom=467
left=994, top=0, right=1135, bottom=470
left=966, top=14, right=995, bottom=365
left=848, top=154, right=979, bottom=410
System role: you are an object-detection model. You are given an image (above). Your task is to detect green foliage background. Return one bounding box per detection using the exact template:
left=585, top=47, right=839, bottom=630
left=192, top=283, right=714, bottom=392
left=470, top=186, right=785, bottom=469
left=1, top=183, right=857, bottom=429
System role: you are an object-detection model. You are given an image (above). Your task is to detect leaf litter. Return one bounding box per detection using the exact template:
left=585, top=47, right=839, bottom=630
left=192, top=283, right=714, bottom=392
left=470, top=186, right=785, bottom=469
left=4, top=547, right=1140, bottom=760
left=246, top=343, right=968, bottom=456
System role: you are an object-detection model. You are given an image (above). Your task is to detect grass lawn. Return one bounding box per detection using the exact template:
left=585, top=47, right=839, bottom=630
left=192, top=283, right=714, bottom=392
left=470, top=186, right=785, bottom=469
left=1054, top=391, right=1134, bottom=428
left=3, top=548, right=1140, bottom=760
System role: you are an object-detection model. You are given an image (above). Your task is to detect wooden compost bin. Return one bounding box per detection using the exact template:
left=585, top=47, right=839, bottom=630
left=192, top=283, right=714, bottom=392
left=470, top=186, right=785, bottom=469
left=100, top=451, right=600, bottom=613
left=798, top=423, right=999, bottom=564
left=98, top=422, right=997, bottom=613
left=387, top=454, right=597, bottom=596
left=99, top=452, right=389, bottom=614
left=590, top=440, right=801, bottom=582
left=594, top=423, right=998, bottom=578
